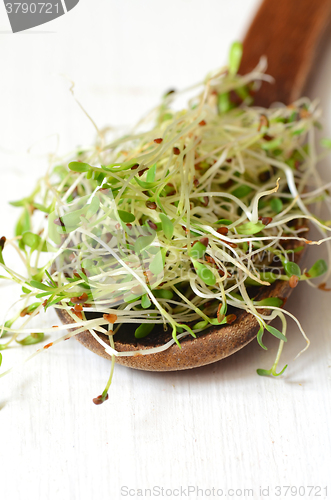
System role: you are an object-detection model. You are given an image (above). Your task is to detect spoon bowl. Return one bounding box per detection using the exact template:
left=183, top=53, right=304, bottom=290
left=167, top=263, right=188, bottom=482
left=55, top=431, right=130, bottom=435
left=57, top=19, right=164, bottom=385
left=57, top=241, right=304, bottom=370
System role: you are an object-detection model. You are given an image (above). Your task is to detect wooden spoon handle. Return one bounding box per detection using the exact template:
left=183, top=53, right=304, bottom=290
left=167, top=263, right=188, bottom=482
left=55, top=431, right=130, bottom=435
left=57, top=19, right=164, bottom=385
left=240, top=0, right=331, bottom=106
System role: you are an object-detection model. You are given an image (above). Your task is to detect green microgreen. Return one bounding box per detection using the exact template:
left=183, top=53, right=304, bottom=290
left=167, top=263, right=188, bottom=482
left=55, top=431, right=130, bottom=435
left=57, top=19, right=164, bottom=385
left=284, top=261, right=301, bottom=278
left=1, top=41, right=331, bottom=403
left=16, top=332, right=45, bottom=346
left=135, top=323, right=155, bottom=339
left=159, top=213, right=174, bottom=240
left=270, top=198, right=283, bottom=214
left=306, top=259, right=328, bottom=278
left=68, top=161, right=91, bottom=173
left=229, top=41, right=243, bottom=76
left=236, top=222, right=265, bottom=235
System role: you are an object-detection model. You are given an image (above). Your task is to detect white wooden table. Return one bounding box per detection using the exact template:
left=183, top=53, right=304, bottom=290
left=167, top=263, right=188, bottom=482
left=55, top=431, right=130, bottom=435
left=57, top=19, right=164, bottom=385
left=0, top=1, right=331, bottom=499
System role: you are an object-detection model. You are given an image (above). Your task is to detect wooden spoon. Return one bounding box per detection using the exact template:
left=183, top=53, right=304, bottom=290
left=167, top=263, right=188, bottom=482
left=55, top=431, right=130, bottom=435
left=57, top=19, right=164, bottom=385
left=57, top=0, right=331, bottom=371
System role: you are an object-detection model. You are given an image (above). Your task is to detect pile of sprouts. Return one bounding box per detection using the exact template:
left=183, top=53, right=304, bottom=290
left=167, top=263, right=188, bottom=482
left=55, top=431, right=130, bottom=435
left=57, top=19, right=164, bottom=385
left=1, top=43, right=331, bottom=404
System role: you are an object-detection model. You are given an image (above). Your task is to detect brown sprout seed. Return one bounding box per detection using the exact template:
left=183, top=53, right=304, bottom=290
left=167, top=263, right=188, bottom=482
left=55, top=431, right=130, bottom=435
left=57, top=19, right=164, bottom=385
left=146, top=201, right=157, bottom=210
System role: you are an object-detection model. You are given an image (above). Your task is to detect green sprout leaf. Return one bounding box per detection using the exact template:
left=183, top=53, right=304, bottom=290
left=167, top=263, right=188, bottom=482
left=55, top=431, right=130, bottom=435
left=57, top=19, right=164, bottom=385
left=261, top=137, right=282, bottom=150
left=146, top=163, right=157, bottom=183
left=118, top=210, right=135, bottom=223
left=256, top=297, right=283, bottom=307
left=59, top=206, right=86, bottom=230
left=245, top=271, right=277, bottom=286
left=2, top=49, right=329, bottom=393
left=284, top=261, right=301, bottom=277
left=159, top=213, right=174, bottom=240
left=15, top=208, right=31, bottom=237
left=141, top=294, right=151, bottom=309
left=256, top=368, right=271, bottom=376
left=24, top=302, right=41, bottom=314
left=192, top=260, right=216, bottom=286
left=29, top=280, right=53, bottom=291
left=292, top=128, right=305, bottom=136
left=86, top=196, right=100, bottom=219
left=193, top=320, right=208, bottom=330
left=292, top=246, right=305, bottom=254
left=149, top=248, right=166, bottom=275
left=209, top=317, right=226, bottom=325
left=219, top=302, right=227, bottom=317
left=229, top=41, right=243, bottom=76
left=153, top=289, right=173, bottom=300
left=257, top=364, right=288, bottom=377
left=320, top=138, right=331, bottom=149
left=21, top=232, right=41, bottom=251
left=307, top=259, right=328, bottom=278
left=231, top=185, right=252, bottom=199
left=257, top=324, right=267, bottom=350
left=270, top=198, right=283, bottom=214
left=218, top=93, right=233, bottom=114
left=215, top=219, right=232, bottom=225
left=134, top=234, right=155, bottom=254
left=189, top=240, right=208, bottom=260
left=68, top=161, right=91, bottom=173
left=10, top=199, right=26, bottom=207
left=47, top=212, right=62, bottom=245
left=32, top=202, right=51, bottom=214
left=235, top=85, right=251, bottom=102
left=265, top=324, right=287, bottom=342
left=236, top=222, right=264, bottom=235
left=104, top=159, right=139, bottom=172
left=0, top=248, right=4, bottom=266
left=16, top=332, right=45, bottom=346
left=135, top=323, right=155, bottom=339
